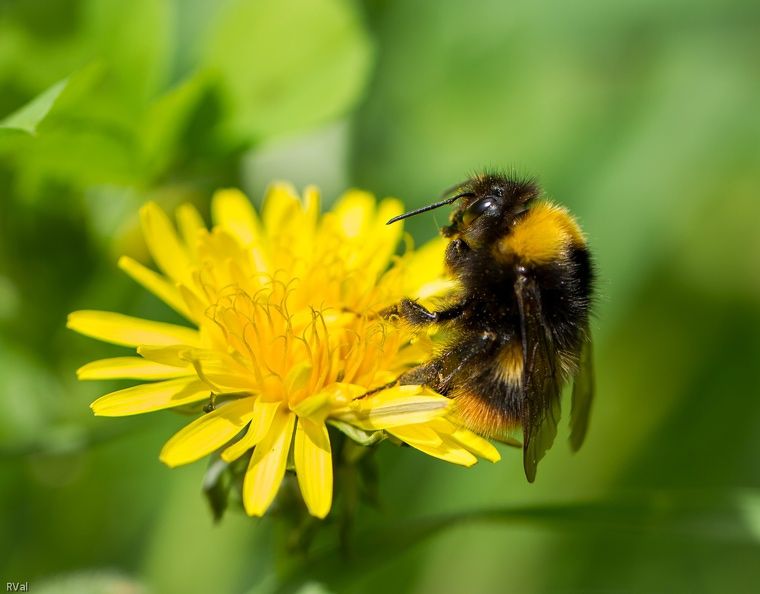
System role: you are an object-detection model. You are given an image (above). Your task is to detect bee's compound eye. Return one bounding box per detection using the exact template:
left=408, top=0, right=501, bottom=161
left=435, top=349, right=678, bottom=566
left=462, top=197, right=496, bottom=226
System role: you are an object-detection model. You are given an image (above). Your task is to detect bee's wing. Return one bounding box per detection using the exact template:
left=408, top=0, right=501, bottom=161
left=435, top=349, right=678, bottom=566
left=569, top=338, right=594, bottom=451
left=516, top=274, right=562, bottom=483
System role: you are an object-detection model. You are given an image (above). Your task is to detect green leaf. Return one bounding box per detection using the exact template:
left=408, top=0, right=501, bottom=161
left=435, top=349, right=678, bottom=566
left=203, top=454, right=231, bottom=522
left=82, top=0, right=174, bottom=106
left=0, top=62, right=145, bottom=195
left=201, top=0, right=374, bottom=143
left=0, top=76, right=69, bottom=135
left=139, top=70, right=216, bottom=179
left=276, top=490, right=760, bottom=592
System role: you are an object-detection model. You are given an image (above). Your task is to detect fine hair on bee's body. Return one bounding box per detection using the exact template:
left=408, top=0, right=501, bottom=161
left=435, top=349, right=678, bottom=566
left=384, top=171, right=595, bottom=482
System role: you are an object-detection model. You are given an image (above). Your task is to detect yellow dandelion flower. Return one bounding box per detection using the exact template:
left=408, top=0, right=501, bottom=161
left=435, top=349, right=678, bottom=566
left=68, top=184, right=499, bottom=519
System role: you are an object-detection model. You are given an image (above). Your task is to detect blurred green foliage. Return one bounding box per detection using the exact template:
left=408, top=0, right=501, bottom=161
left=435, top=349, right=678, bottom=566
left=1, top=0, right=759, bottom=592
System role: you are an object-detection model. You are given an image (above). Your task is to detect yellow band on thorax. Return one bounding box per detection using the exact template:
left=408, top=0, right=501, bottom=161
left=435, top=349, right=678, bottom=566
left=495, top=202, right=586, bottom=266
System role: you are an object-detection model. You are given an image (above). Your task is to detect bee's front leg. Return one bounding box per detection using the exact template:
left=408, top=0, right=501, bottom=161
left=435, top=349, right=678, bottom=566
left=381, top=298, right=437, bottom=326
left=381, top=298, right=469, bottom=327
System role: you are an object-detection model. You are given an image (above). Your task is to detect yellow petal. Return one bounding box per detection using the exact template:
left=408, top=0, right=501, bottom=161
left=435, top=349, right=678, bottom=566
left=329, top=192, right=399, bottom=276
left=136, top=345, right=193, bottom=369
left=243, top=409, right=296, bottom=517
left=401, top=236, right=448, bottom=296
left=221, top=397, right=280, bottom=462
left=301, top=185, right=321, bottom=230
left=118, top=256, right=192, bottom=321
left=140, top=202, right=193, bottom=285
left=176, top=203, right=206, bottom=259
left=211, top=188, right=264, bottom=247
left=77, top=357, right=193, bottom=380
left=363, top=196, right=404, bottom=272
left=91, top=378, right=209, bottom=416
left=399, top=236, right=455, bottom=302
left=246, top=399, right=282, bottom=444
left=291, top=391, right=332, bottom=421
left=67, top=310, right=201, bottom=348
left=376, top=197, right=404, bottom=229
left=177, top=284, right=208, bottom=327
left=387, top=423, right=442, bottom=446
left=292, top=383, right=366, bottom=422
left=294, top=418, right=332, bottom=519
left=220, top=427, right=258, bottom=463
left=209, top=227, right=249, bottom=262
left=160, top=397, right=257, bottom=467
left=181, top=348, right=256, bottom=392
left=389, top=425, right=478, bottom=467
left=442, top=421, right=502, bottom=463
left=331, top=385, right=451, bottom=430
left=332, top=190, right=374, bottom=239
left=283, top=361, right=313, bottom=399
left=221, top=427, right=256, bottom=463
left=261, top=183, right=301, bottom=236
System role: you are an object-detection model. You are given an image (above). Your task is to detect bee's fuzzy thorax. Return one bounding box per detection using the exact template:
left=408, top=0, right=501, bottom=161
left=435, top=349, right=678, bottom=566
left=495, top=201, right=587, bottom=267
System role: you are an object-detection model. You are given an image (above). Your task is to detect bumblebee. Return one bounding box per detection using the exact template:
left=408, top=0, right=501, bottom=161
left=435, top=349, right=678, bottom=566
left=385, top=172, right=594, bottom=481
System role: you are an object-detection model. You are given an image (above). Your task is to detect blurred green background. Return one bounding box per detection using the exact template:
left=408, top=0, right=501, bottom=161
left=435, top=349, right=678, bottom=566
left=1, top=0, right=759, bottom=592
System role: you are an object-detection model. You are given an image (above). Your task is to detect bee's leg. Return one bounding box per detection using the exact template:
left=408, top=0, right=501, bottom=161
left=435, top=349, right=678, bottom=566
left=380, top=299, right=434, bottom=325
left=381, top=298, right=469, bottom=327
left=425, top=331, right=499, bottom=393
left=342, top=299, right=465, bottom=324
left=356, top=360, right=443, bottom=400
left=400, top=331, right=499, bottom=395
left=444, top=238, right=473, bottom=274
left=397, top=359, right=445, bottom=386
left=358, top=381, right=395, bottom=398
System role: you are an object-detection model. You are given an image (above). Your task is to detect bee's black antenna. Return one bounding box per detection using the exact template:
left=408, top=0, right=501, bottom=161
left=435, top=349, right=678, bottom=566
left=386, top=192, right=473, bottom=225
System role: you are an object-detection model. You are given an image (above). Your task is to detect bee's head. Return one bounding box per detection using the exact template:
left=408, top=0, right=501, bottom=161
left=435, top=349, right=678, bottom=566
left=387, top=173, right=540, bottom=248
left=442, top=174, right=540, bottom=245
